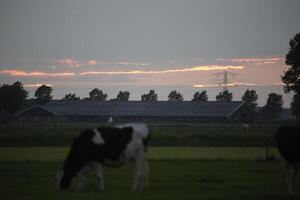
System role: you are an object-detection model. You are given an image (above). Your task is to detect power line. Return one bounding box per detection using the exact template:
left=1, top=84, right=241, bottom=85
left=213, top=70, right=238, bottom=91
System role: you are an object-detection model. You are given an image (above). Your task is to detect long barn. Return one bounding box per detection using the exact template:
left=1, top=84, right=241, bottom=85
left=16, top=100, right=260, bottom=123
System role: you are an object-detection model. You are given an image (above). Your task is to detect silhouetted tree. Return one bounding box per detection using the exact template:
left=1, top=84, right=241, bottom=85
left=141, top=90, right=158, bottom=101
left=216, top=90, right=233, bottom=101
left=242, top=89, right=258, bottom=108
left=34, top=85, right=53, bottom=105
left=282, top=32, right=300, bottom=119
left=89, top=88, right=107, bottom=101
left=259, top=93, right=283, bottom=119
left=168, top=90, right=183, bottom=102
left=116, top=91, right=130, bottom=101
left=191, top=90, right=208, bottom=102
left=291, top=92, right=300, bottom=119
left=0, top=82, right=28, bottom=115
left=62, top=93, right=80, bottom=101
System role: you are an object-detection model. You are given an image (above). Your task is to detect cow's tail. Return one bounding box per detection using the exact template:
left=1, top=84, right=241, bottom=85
left=143, top=129, right=151, bottom=152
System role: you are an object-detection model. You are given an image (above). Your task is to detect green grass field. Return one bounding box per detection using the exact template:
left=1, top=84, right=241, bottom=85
left=0, top=161, right=298, bottom=200
left=0, top=147, right=279, bottom=162
left=0, top=123, right=279, bottom=146
left=1, top=123, right=297, bottom=199
left=0, top=147, right=299, bottom=200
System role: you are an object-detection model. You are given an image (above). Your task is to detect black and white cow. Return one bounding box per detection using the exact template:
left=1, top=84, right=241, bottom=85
left=56, top=123, right=150, bottom=191
left=276, top=126, right=300, bottom=195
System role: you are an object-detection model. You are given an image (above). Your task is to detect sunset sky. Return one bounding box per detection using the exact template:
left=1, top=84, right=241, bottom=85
left=1, top=0, right=300, bottom=107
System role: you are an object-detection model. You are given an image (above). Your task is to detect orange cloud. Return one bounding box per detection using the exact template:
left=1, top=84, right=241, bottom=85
left=217, top=57, right=283, bottom=63
left=80, top=65, right=244, bottom=76
left=254, top=61, right=277, bottom=66
left=116, top=61, right=149, bottom=66
left=193, top=82, right=284, bottom=88
left=193, top=84, right=220, bottom=88
left=87, top=60, right=98, bottom=65
left=59, top=58, right=98, bottom=67
left=59, top=58, right=83, bottom=68
left=24, top=83, right=53, bottom=88
left=58, top=58, right=151, bottom=67
left=0, top=70, right=75, bottom=77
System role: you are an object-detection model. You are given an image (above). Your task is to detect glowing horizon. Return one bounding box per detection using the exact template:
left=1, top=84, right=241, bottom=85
left=193, top=82, right=285, bottom=88
left=0, top=70, right=75, bottom=77
left=80, top=65, right=244, bottom=76
left=216, top=57, right=283, bottom=63
left=23, top=83, right=53, bottom=88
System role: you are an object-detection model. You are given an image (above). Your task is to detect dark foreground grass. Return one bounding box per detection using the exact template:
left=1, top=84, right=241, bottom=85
left=0, top=161, right=298, bottom=200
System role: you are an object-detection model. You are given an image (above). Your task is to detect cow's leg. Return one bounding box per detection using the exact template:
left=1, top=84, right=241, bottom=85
left=144, top=157, right=149, bottom=188
left=95, top=163, right=104, bottom=191
left=286, top=166, right=297, bottom=195
left=77, top=169, right=87, bottom=190
left=289, top=166, right=297, bottom=195
left=77, top=163, right=93, bottom=190
left=131, top=152, right=146, bottom=191
left=281, top=157, right=296, bottom=195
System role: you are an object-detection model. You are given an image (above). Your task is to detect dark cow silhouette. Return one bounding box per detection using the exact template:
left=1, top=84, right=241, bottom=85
left=276, top=126, right=300, bottom=195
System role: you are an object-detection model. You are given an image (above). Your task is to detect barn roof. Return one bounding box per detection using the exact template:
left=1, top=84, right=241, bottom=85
left=16, top=104, right=58, bottom=116
left=22, top=100, right=247, bottom=117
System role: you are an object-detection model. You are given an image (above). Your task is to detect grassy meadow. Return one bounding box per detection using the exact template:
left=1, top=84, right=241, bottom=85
left=1, top=122, right=298, bottom=199
left=0, top=160, right=299, bottom=200
left=0, top=147, right=279, bottom=162
left=0, top=122, right=279, bottom=146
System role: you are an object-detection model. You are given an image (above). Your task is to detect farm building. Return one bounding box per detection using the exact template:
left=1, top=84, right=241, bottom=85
left=16, top=100, right=260, bottom=123
left=16, top=100, right=259, bottom=123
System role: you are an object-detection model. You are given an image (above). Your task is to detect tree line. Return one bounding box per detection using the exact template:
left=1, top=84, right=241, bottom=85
left=1, top=32, right=299, bottom=120
left=0, top=82, right=284, bottom=119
